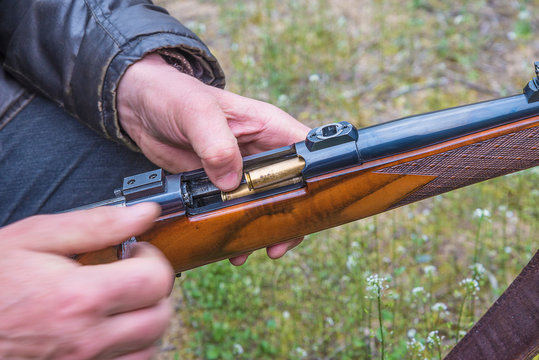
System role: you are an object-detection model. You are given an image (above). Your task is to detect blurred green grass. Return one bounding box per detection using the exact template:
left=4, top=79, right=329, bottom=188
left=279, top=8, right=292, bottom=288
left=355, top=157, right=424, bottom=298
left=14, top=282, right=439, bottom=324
left=155, top=0, right=538, bottom=358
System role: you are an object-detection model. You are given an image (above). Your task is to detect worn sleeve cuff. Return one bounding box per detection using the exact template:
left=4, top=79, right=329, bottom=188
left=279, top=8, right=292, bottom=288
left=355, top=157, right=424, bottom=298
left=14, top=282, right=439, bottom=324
left=72, top=4, right=225, bottom=149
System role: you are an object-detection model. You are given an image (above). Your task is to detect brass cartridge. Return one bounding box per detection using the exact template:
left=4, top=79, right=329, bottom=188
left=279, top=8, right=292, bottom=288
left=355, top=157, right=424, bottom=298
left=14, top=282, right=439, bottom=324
left=245, top=157, right=305, bottom=190
left=222, top=176, right=304, bottom=202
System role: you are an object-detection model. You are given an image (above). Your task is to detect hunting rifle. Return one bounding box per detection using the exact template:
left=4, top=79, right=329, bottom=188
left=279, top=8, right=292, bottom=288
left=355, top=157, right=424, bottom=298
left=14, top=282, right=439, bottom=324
left=76, top=64, right=539, bottom=359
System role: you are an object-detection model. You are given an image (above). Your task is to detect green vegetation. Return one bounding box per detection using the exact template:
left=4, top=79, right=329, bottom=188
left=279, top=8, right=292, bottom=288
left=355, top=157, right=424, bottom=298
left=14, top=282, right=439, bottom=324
left=156, top=0, right=538, bottom=358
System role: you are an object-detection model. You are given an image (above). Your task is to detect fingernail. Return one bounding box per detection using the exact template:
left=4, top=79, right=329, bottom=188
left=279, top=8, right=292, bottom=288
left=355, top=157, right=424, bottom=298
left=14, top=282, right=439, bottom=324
left=216, top=171, right=241, bottom=191
left=229, top=254, right=250, bottom=266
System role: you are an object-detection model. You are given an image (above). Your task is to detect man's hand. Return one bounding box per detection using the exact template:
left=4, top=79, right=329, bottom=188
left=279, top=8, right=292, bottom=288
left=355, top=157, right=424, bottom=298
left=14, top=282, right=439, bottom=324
left=0, top=204, right=173, bottom=359
left=117, top=53, right=310, bottom=264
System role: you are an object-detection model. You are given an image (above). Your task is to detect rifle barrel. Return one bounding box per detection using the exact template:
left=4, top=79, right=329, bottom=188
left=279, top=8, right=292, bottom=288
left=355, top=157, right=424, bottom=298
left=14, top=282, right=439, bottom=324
left=357, top=94, right=539, bottom=162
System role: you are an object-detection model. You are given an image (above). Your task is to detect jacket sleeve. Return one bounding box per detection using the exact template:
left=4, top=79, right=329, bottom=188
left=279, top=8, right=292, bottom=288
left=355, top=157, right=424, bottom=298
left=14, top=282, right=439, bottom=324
left=0, top=0, right=225, bottom=147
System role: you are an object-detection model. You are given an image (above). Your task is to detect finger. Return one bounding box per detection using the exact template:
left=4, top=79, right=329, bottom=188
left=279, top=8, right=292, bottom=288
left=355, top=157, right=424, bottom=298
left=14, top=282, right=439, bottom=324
left=6, top=203, right=160, bottom=254
left=229, top=252, right=252, bottom=266
left=178, top=92, right=243, bottom=191
left=212, top=90, right=311, bottom=147
left=266, top=238, right=303, bottom=259
left=97, top=298, right=171, bottom=359
left=75, top=242, right=174, bottom=315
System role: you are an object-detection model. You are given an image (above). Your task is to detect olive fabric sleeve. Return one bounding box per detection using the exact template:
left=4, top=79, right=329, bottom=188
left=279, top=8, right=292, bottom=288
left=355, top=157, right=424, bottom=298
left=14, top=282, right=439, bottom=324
left=0, top=0, right=225, bottom=148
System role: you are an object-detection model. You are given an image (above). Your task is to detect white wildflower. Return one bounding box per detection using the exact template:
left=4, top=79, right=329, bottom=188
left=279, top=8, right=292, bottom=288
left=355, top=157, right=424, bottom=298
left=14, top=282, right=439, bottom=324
left=460, top=278, right=480, bottom=295
left=431, top=302, right=448, bottom=312
left=365, top=274, right=389, bottom=298
left=407, top=337, right=426, bottom=353
left=326, top=317, right=334, bottom=327
left=470, top=263, right=485, bottom=276
left=473, top=208, right=491, bottom=219
left=423, top=265, right=437, bottom=276
left=504, top=246, right=513, bottom=254
left=470, top=263, right=486, bottom=281
left=518, top=10, right=530, bottom=20
left=426, top=330, right=444, bottom=348
left=233, top=343, right=244, bottom=355
left=507, top=32, right=517, bottom=41
left=407, top=328, right=417, bottom=338
left=431, top=302, right=450, bottom=318
left=277, top=94, right=290, bottom=107
left=282, top=311, right=290, bottom=320
left=453, top=14, right=464, bottom=25
left=346, top=255, right=357, bottom=270
left=308, top=73, right=321, bottom=83
left=412, top=287, right=425, bottom=297
left=295, top=347, right=308, bottom=358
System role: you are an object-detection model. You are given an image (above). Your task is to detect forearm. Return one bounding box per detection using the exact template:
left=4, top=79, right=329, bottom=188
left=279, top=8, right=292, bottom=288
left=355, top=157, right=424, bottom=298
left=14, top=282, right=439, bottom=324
left=0, top=0, right=224, bottom=147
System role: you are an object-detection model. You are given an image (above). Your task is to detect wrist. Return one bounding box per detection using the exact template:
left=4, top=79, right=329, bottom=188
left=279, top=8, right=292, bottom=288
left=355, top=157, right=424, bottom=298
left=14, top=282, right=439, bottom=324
left=116, top=53, right=167, bottom=144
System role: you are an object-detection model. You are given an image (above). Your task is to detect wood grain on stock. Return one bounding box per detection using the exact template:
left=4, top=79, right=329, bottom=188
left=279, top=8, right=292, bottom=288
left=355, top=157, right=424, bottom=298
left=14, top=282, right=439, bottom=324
left=78, top=116, right=539, bottom=272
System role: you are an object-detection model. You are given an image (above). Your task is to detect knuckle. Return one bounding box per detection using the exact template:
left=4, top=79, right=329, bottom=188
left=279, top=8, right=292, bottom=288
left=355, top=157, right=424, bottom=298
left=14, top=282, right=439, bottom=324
left=200, top=144, right=239, bottom=167
left=131, top=244, right=173, bottom=290
left=55, top=283, right=100, bottom=317
left=154, top=262, right=175, bottom=295
left=139, top=257, right=174, bottom=296
left=121, top=271, right=155, bottom=294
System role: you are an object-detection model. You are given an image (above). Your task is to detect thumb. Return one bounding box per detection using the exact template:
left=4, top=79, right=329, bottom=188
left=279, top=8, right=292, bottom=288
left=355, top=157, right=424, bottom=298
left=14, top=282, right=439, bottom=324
left=180, top=98, right=243, bottom=191
left=5, top=203, right=160, bottom=255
